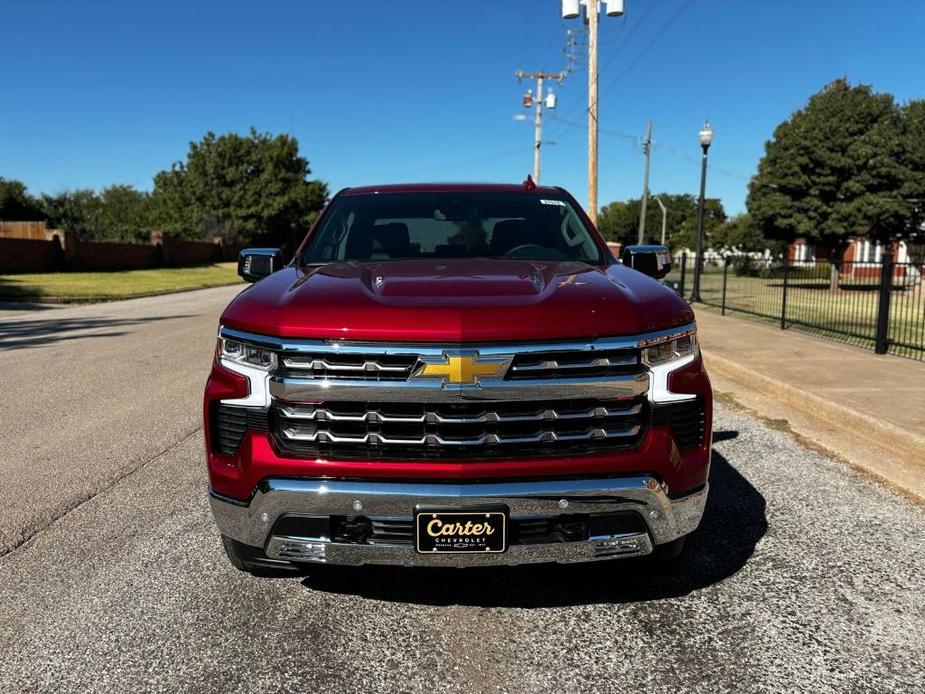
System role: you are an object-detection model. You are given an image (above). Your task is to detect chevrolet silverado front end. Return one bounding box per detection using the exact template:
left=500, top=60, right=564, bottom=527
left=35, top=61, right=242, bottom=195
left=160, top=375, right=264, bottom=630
left=204, top=183, right=712, bottom=573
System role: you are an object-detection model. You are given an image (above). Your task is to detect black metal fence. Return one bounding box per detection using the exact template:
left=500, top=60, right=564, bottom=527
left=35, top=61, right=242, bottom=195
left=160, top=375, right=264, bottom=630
left=666, top=252, right=925, bottom=360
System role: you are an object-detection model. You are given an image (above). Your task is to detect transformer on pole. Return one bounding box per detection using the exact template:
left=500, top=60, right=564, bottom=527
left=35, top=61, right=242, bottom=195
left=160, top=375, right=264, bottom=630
left=515, top=70, right=566, bottom=183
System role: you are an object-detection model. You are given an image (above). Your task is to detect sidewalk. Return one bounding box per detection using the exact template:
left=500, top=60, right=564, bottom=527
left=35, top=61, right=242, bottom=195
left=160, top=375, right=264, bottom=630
left=695, top=308, right=925, bottom=502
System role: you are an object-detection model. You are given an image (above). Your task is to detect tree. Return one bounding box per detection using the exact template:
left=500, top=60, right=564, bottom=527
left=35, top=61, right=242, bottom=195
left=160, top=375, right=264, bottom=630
left=596, top=199, right=635, bottom=244
left=747, top=79, right=910, bottom=287
left=96, top=185, right=153, bottom=242
left=900, top=99, right=925, bottom=242
left=150, top=128, right=329, bottom=248
left=40, top=189, right=104, bottom=240
left=711, top=213, right=783, bottom=254
left=669, top=198, right=727, bottom=251
left=597, top=193, right=726, bottom=251
left=0, top=178, right=44, bottom=221
left=31, top=186, right=154, bottom=241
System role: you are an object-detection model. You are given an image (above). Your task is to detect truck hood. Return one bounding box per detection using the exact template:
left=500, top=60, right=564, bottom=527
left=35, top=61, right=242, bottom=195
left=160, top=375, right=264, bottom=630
left=220, top=258, right=694, bottom=342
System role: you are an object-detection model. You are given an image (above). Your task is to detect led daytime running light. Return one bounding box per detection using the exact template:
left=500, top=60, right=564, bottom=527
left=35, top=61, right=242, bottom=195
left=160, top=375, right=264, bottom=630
left=220, top=338, right=277, bottom=370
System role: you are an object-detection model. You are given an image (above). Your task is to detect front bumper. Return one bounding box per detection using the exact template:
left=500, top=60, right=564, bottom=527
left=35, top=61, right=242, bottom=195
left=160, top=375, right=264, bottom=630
left=210, top=476, right=708, bottom=567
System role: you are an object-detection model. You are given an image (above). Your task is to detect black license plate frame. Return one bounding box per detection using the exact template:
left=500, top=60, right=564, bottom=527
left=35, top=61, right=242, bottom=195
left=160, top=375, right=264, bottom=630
left=414, top=506, right=508, bottom=554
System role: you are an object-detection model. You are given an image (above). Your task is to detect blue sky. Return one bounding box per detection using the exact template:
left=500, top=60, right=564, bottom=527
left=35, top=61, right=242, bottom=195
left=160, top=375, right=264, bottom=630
left=2, top=0, right=923, bottom=216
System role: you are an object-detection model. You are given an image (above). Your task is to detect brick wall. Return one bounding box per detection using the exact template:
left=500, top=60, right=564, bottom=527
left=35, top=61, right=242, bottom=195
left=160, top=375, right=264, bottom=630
left=0, top=224, right=241, bottom=274
left=65, top=239, right=162, bottom=271
left=161, top=236, right=223, bottom=266
left=0, top=236, right=65, bottom=273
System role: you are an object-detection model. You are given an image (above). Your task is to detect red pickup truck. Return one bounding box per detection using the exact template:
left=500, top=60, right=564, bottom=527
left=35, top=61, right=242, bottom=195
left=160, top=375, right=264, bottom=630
left=204, top=182, right=712, bottom=574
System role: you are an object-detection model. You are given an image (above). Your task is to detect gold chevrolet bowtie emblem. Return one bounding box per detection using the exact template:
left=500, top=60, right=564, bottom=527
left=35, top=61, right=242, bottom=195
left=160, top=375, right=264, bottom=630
left=417, top=353, right=509, bottom=385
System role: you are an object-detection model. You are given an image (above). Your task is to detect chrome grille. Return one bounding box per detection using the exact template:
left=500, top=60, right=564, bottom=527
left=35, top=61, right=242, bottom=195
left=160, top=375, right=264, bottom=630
left=507, top=348, right=639, bottom=380
left=279, top=353, right=418, bottom=381
left=273, top=342, right=642, bottom=383
left=215, top=325, right=702, bottom=460
left=272, top=398, right=647, bottom=459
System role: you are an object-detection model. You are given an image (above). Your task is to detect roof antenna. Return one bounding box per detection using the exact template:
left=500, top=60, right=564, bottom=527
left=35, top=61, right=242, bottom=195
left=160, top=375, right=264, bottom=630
left=523, top=174, right=536, bottom=191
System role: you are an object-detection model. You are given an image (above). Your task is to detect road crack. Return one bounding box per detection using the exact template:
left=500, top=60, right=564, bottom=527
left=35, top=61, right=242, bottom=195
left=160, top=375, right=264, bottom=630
left=0, top=426, right=203, bottom=561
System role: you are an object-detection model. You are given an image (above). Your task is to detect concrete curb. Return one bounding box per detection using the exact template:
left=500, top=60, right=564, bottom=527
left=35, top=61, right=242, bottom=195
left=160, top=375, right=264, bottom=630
left=703, top=349, right=925, bottom=502
left=706, top=351, right=925, bottom=455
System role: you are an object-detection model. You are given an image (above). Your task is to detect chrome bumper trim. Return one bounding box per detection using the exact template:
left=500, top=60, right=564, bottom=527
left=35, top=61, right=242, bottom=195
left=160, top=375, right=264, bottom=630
left=210, top=476, right=708, bottom=567
left=264, top=531, right=654, bottom=567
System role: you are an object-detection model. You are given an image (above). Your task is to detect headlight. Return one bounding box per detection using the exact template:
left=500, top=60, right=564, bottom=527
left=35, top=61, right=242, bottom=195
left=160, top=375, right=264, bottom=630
left=641, top=331, right=698, bottom=367
left=220, top=338, right=277, bottom=370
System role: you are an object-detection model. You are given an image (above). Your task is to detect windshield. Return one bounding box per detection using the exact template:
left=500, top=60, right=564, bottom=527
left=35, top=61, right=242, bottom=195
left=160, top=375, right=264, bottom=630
left=302, top=191, right=604, bottom=264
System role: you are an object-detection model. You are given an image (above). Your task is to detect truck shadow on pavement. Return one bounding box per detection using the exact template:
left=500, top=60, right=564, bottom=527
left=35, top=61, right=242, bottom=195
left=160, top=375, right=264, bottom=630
left=0, top=315, right=193, bottom=350
left=0, top=300, right=57, bottom=313
left=300, top=436, right=768, bottom=607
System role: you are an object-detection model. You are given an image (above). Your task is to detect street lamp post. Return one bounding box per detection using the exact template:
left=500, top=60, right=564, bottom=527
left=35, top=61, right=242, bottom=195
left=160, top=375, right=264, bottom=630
left=691, top=121, right=713, bottom=303
left=654, top=196, right=667, bottom=245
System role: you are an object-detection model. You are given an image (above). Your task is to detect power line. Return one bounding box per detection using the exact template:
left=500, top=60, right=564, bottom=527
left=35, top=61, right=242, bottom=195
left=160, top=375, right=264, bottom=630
left=598, top=0, right=695, bottom=101
left=547, top=113, right=639, bottom=141
left=652, top=141, right=752, bottom=182
left=549, top=113, right=754, bottom=183
left=591, top=1, right=658, bottom=100
left=547, top=0, right=682, bottom=141
left=549, top=2, right=657, bottom=131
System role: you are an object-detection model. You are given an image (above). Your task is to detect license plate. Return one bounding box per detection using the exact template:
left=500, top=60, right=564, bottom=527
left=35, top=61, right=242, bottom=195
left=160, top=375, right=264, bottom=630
left=414, top=508, right=508, bottom=554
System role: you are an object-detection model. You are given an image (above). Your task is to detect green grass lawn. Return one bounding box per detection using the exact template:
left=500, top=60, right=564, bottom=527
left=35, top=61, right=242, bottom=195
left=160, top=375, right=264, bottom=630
left=0, top=263, right=244, bottom=302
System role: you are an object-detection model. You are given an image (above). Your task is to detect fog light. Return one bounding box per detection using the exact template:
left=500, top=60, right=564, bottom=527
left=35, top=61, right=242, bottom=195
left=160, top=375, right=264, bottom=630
left=278, top=541, right=326, bottom=561
left=593, top=535, right=641, bottom=552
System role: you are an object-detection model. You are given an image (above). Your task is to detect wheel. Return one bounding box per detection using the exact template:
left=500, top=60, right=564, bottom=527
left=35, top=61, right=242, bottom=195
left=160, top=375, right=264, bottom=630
left=220, top=535, right=302, bottom=577
left=652, top=534, right=687, bottom=563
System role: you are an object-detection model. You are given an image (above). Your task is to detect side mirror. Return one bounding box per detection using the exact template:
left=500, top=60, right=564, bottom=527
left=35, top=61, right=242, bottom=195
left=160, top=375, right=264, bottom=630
left=620, top=244, right=672, bottom=280
left=238, top=248, right=284, bottom=282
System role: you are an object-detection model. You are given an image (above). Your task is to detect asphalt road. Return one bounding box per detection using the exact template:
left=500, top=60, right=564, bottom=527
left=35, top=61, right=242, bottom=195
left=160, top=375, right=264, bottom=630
left=1, top=289, right=924, bottom=693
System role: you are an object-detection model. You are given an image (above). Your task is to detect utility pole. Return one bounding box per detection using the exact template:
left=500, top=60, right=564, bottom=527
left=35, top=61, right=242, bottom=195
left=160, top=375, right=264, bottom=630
left=563, top=0, right=625, bottom=225
left=637, top=119, right=653, bottom=244
left=587, top=0, right=599, bottom=225
left=534, top=76, right=544, bottom=182
left=516, top=70, right=566, bottom=183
